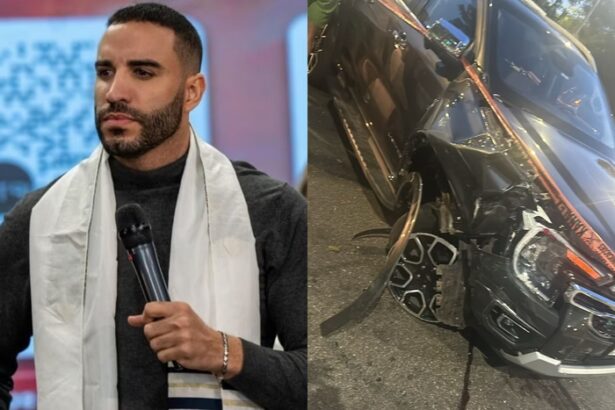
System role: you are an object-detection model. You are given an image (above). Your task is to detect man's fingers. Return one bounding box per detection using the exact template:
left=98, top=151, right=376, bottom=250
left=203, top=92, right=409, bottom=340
left=128, top=309, right=163, bottom=328
left=148, top=331, right=182, bottom=352
left=127, top=314, right=145, bottom=327
left=128, top=301, right=182, bottom=329
left=142, top=301, right=190, bottom=322
left=133, top=301, right=220, bottom=370
left=156, top=346, right=188, bottom=364
left=142, top=318, right=183, bottom=341
left=142, top=301, right=171, bottom=322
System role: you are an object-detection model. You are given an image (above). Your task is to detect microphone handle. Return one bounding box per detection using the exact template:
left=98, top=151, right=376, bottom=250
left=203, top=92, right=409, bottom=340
left=126, top=243, right=182, bottom=370
left=128, top=243, right=170, bottom=302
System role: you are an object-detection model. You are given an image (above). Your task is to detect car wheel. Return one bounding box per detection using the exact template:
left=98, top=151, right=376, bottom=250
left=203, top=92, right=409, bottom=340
left=387, top=203, right=459, bottom=323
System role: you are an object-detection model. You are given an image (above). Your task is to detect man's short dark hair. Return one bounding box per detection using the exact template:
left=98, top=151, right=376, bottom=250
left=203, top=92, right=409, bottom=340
left=107, top=2, right=203, bottom=74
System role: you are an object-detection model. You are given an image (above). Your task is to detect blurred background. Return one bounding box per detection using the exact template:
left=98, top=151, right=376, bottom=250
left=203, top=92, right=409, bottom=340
left=0, top=1, right=306, bottom=408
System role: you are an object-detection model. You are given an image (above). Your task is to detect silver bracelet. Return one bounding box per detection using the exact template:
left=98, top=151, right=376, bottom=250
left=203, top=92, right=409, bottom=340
left=219, top=331, right=229, bottom=378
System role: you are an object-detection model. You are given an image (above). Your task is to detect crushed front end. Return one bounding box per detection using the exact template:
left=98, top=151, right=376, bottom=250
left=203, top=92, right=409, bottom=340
left=468, top=207, right=615, bottom=376
left=386, top=77, right=615, bottom=376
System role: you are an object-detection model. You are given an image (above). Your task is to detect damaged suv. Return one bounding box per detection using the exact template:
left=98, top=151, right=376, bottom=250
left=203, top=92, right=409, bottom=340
left=319, top=0, right=615, bottom=376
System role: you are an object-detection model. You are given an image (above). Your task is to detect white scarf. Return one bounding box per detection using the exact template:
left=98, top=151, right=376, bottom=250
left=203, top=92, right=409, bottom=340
left=29, top=131, right=262, bottom=409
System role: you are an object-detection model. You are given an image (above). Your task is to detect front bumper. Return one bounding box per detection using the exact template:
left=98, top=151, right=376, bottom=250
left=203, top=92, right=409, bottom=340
left=500, top=350, right=615, bottom=377
left=469, top=247, right=615, bottom=376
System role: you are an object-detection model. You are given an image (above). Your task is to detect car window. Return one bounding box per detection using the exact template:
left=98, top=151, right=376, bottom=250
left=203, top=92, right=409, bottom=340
left=493, top=7, right=615, bottom=149
left=402, top=0, right=429, bottom=14
left=418, top=0, right=477, bottom=40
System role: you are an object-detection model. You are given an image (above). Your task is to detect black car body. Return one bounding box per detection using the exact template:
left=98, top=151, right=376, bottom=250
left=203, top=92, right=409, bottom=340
left=318, top=0, right=615, bottom=376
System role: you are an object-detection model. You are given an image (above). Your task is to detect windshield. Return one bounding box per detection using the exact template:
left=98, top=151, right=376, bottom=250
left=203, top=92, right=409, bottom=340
left=488, top=3, right=615, bottom=150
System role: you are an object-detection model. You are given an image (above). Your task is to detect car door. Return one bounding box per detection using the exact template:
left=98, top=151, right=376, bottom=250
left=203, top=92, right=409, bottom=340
left=335, top=0, right=409, bottom=177
left=336, top=0, right=478, bottom=176
left=384, top=0, right=479, bottom=166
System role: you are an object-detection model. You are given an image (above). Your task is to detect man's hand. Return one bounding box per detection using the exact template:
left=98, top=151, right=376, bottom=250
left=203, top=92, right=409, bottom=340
left=127, top=301, right=244, bottom=378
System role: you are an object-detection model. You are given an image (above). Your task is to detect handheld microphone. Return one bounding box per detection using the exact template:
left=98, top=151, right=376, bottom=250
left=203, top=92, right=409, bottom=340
left=116, top=203, right=183, bottom=370
left=116, top=203, right=171, bottom=303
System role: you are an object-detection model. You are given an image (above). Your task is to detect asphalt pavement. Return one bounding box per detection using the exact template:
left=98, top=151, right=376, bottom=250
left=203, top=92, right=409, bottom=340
left=307, top=85, right=615, bottom=410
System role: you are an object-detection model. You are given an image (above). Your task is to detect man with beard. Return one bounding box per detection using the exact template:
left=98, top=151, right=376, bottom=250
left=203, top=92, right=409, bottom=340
left=0, top=3, right=306, bottom=410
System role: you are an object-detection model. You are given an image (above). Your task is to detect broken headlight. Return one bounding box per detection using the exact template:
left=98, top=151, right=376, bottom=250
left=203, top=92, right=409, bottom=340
left=513, top=228, right=566, bottom=303
left=513, top=228, right=609, bottom=304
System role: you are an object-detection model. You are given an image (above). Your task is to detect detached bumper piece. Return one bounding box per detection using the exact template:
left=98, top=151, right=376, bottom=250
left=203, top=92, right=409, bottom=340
left=320, top=173, right=422, bottom=336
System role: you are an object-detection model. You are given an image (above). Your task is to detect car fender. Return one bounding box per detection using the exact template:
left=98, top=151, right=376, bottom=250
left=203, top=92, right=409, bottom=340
left=403, top=130, right=528, bottom=232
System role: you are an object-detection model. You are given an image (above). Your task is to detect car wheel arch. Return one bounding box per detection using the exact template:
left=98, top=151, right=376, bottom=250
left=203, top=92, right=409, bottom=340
left=398, top=130, right=475, bottom=231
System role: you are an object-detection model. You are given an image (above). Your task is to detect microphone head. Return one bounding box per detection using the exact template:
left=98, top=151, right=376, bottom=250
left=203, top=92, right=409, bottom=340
left=116, top=203, right=153, bottom=248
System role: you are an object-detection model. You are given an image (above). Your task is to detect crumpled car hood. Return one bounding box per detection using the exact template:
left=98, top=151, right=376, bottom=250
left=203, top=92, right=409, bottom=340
left=500, top=102, right=615, bottom=263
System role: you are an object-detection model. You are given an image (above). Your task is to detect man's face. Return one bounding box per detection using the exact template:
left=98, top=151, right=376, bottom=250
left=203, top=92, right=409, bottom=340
left=94, top=22, right=186, bottom=158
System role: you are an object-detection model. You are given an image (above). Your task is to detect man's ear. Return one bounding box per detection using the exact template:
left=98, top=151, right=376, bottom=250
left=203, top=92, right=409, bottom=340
left=184, top=73, right=206, bottom=112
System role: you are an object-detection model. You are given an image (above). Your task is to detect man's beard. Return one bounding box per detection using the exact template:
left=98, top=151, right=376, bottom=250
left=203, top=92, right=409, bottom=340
left=95, top=88, right=184, bottom=159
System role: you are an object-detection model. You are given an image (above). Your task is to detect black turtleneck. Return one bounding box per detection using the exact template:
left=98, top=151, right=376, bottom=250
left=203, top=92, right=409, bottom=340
left=110, top=153, right=187, bottom=410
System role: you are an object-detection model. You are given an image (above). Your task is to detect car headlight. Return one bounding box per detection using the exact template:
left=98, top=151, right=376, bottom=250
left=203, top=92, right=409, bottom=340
left=513, top=227, right=610, bottom=304
left=514, top=228, right=566, bottom=303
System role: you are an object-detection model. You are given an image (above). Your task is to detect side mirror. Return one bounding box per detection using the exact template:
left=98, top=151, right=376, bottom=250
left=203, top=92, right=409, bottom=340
left=424, top=19, right=470, bottom=80
left=426, top=18, right=470, bottom=59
